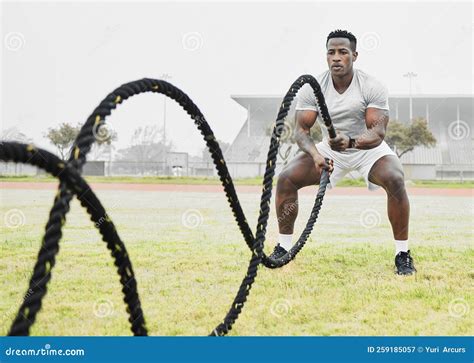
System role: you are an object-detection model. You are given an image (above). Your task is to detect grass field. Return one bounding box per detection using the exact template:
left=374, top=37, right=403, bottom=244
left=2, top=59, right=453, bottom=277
left=0, top=185, right=473, bottom=336
left=1, top=174, right=473, bottom=188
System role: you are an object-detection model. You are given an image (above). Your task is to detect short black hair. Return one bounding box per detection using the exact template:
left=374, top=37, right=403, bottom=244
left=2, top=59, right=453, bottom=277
left=326, top=30, right=357, bottom=51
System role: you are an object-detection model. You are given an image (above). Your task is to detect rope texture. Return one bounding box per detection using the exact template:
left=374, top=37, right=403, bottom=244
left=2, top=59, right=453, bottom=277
left=0, top=75, right=335, bottom=336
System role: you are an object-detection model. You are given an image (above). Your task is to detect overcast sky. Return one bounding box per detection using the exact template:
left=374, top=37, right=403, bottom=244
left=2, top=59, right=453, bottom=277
left=1, top=1, right=473, bottom=157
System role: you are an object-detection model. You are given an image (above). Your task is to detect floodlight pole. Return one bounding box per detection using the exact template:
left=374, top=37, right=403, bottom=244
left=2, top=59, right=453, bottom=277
left=403, top=72, right=417, bottom=120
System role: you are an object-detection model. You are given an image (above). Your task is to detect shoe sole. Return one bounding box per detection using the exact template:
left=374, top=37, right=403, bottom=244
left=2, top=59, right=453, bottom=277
left=395, top=270, right=417, bottom=276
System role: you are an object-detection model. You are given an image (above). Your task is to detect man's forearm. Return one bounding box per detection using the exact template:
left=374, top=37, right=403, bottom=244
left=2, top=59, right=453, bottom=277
left=295, top=128, right=319, bottom=159
left=354, top=109, right=389, bottom=150
left=354, top=128, right=384, bottom=150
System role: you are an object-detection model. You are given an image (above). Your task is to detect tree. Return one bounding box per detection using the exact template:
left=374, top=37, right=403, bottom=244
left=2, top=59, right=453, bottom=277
left=115, top=125, right=173, bottom=175
left=116, top=125, right=172, bottom=162
left=385, top=117, right=436, bottom=158
left=1, top=127, right=32, bottom=143
left=44, top=122, right=81, bottom=160
left=45, top=121, right=118, bottom=161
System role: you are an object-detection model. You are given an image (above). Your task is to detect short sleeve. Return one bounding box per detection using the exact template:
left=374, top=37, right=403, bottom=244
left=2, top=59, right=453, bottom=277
left=365, top=80, right=389, bottom=111
left=295, top=83, right=318, bottom=111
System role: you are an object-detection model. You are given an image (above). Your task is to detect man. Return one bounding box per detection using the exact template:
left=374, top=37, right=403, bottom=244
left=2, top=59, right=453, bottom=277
left=270, top=29, right=416, bottom=275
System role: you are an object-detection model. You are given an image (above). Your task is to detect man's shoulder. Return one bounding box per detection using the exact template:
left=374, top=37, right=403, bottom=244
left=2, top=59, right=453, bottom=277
left=354, top=69, right=390, bottom=109
left=316, top=70, right=331, bottom=83
left=354, top=69, right=387, bottom=91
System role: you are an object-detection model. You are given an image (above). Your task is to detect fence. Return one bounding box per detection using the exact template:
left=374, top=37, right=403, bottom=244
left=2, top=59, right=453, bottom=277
left=0, top=160, right=216, bottom=177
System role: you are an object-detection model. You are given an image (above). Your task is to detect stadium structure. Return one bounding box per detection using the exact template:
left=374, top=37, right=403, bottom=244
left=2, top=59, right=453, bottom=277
left=225, top=94, right=473, bottom=180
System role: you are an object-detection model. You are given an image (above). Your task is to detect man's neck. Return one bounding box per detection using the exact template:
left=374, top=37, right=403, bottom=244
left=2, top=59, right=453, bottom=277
left=331, top=69, right=354, bottom=94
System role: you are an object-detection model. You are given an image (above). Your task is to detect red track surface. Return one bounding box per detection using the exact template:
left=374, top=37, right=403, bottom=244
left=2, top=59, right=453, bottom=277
left=0, top=182, right=471, bottom=196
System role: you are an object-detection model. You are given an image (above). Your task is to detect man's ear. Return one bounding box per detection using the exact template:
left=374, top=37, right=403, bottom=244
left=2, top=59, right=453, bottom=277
left=352, top=51, right=358, bottom=62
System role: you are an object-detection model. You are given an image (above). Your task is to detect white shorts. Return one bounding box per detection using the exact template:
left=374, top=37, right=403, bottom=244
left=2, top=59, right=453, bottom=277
left=315, top=140, right=398, bottom=191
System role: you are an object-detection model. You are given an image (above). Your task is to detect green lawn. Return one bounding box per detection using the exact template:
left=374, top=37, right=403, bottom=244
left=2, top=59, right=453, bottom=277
left=1, top=175, right=473, bottom=188
left=0, top=188, right=472, bottom=336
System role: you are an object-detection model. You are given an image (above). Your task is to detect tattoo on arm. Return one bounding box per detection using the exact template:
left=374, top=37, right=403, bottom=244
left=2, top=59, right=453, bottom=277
left=295, top=110, right=320, bottom=159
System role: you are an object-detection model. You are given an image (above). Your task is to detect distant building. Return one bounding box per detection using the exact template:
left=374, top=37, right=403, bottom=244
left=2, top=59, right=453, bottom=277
left=226, top=94, right=473, bottom=180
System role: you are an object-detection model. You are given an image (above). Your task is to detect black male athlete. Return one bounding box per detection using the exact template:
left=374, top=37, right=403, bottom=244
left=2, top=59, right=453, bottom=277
left=270, top=30, right=416, bottom=275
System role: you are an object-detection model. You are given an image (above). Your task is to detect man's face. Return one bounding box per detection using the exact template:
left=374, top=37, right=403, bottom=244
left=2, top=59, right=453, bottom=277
left=326, top=38, right=358, bottom=77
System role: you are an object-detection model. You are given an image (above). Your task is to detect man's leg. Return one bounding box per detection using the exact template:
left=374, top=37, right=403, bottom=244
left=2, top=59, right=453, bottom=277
left=368, top=155, right=409, bottom=240
left=274, top=152, right=322, bottom=253
left=368, top=155, right=416, bottom=275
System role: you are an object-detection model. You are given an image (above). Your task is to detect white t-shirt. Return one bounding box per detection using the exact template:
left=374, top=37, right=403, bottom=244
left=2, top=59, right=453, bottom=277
left=295, top=69, right=389, bottom=151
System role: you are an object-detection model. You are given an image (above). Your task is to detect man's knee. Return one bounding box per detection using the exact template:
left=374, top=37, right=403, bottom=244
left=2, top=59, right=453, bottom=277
left=383, top=172, right=406, bottom=197
left=277, top=169, right=299, bottom=194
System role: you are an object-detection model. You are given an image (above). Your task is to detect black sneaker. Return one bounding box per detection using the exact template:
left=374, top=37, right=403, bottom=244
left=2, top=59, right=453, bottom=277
left=269, top=244, right=288, bottom=260
left=395, top=250, right=417, bottom=275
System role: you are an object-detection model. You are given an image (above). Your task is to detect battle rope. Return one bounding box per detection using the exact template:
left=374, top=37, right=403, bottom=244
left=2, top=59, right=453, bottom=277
left=1, top=75, right=335, bottom=336
left=1, top=143, right=147, bottom=336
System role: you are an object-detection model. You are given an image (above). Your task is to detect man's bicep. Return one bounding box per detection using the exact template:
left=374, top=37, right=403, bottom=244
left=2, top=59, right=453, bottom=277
left=296, top=110, right=318, bottom=131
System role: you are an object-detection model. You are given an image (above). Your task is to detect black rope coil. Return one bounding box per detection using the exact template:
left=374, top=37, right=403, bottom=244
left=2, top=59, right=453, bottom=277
left=0, top=75, right=335, bottom=336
